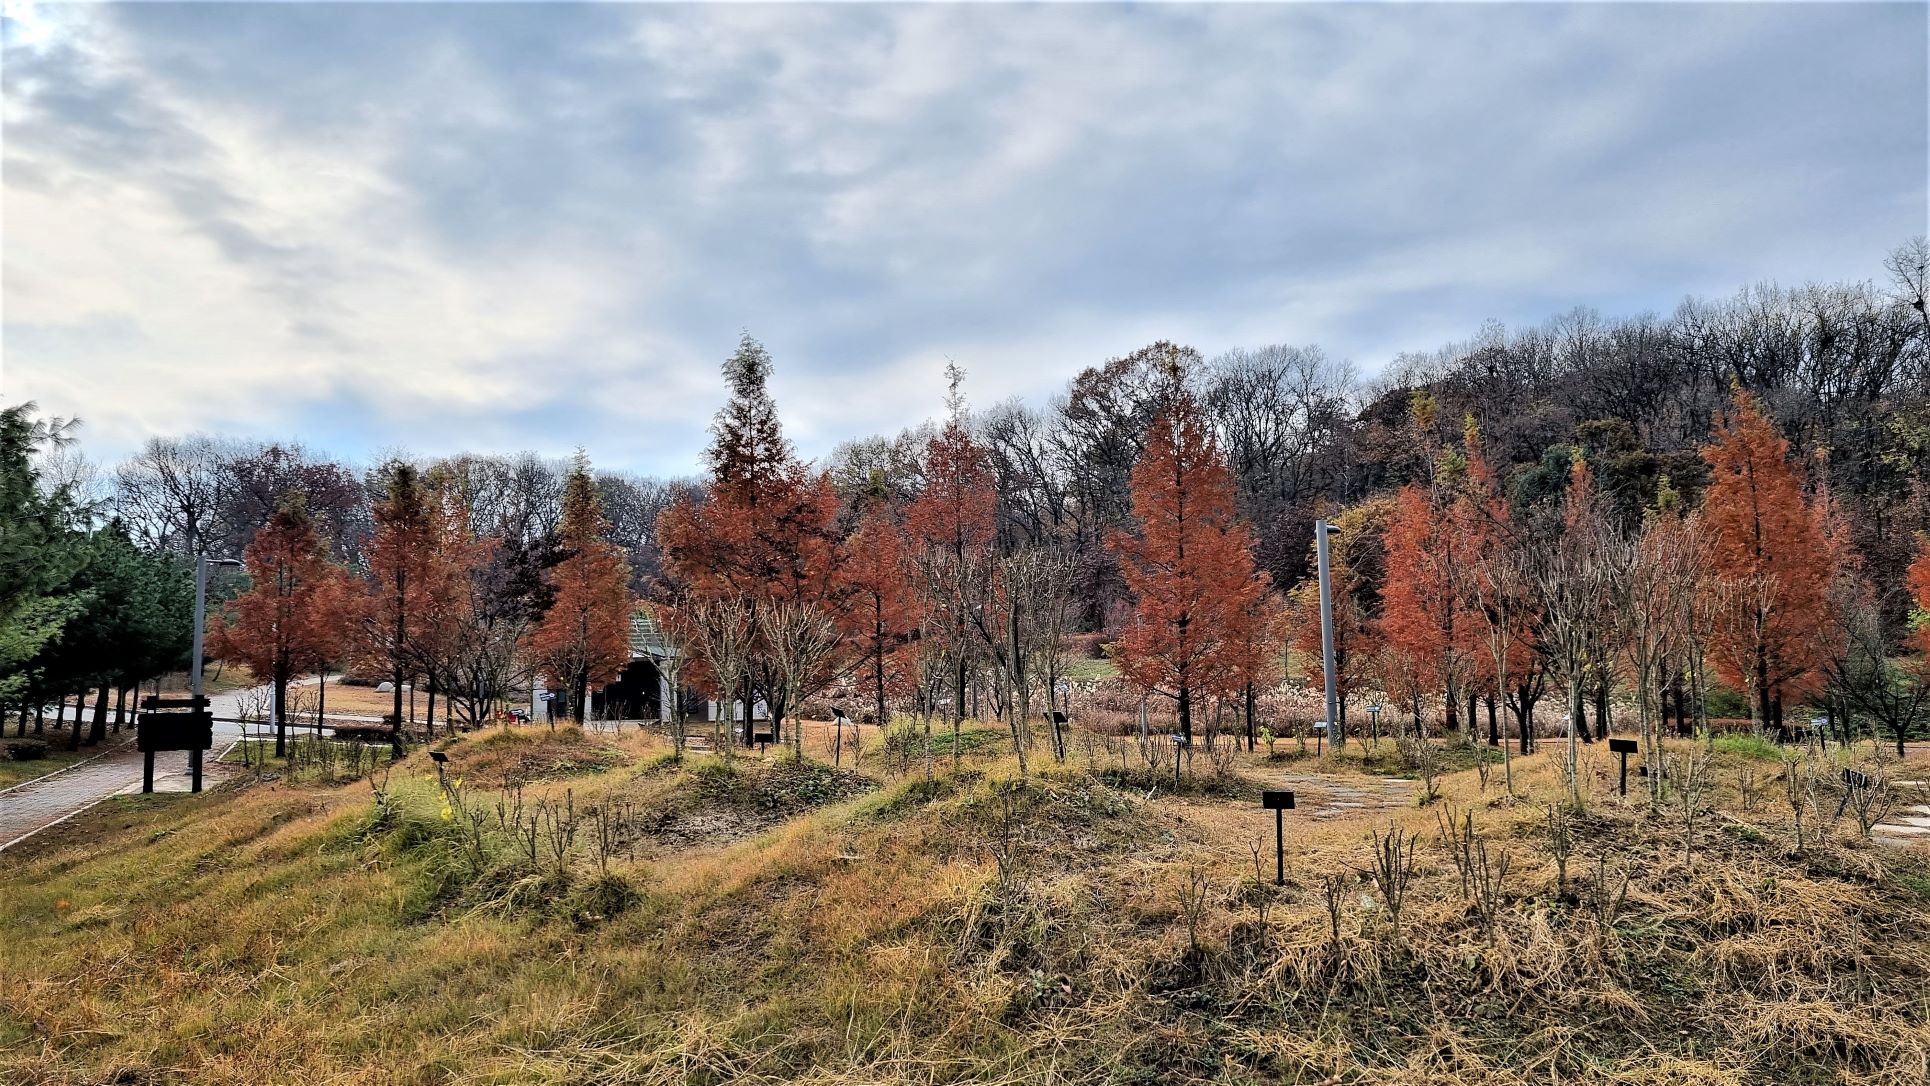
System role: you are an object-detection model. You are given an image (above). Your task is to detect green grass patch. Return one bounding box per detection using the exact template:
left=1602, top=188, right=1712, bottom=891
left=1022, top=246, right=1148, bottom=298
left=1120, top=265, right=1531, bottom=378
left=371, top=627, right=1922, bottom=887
left=1712, top=733, right=1785, bottom=761
left=1059, top=657, right=1118, bottom=681
left=0, top=735, right=110, bottom=789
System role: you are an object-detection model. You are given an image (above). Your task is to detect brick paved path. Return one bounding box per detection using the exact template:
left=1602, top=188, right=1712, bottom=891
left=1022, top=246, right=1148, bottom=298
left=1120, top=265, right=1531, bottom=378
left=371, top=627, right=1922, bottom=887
left=0, top=686, right=261, bottom=852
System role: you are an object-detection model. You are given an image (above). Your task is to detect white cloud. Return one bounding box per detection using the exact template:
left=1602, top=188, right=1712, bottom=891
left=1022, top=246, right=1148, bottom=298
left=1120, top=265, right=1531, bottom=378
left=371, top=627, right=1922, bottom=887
left=2, top=2, right=1922, bottom=475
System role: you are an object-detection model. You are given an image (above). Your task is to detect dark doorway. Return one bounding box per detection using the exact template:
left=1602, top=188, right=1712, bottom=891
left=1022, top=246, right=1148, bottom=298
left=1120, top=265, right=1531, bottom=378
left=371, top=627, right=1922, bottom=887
left=592, top=659, right=663, bottom=721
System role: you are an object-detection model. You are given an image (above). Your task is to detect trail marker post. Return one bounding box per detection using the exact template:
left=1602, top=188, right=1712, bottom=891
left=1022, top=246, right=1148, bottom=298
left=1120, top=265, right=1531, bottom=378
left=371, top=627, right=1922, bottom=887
left=1261, top=790, right=1296, bottom=885
left=831, top=707, right=850, bottom=767
left=1170, top=733, right=1189, bottom=792
left=1608, top=737, right=1638, bottom=796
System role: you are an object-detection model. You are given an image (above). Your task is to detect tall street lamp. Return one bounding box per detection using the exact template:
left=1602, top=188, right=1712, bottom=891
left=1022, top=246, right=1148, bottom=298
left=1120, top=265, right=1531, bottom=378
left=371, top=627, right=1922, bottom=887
left=1315, top=520, right=1342, bottom=750
left=191, top=556, right=243, bottom=710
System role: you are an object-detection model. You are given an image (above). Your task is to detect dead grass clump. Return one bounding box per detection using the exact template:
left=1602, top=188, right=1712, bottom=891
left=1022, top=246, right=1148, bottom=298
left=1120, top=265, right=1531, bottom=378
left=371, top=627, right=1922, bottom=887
left=444, top=724, right=628, bottom=784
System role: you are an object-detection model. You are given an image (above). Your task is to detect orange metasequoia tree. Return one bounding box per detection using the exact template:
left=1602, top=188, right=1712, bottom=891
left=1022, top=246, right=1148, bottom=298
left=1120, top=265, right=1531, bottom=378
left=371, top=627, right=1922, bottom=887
left=904, top=373, right=1000, bottom=736
left=531, top=454, right=635, bottom=724
left=206, top=493, right=350, bottom=758
left=1109, top=378, right=1270, bottom=744
left=1909, top=539, right=1930, bottom=658
left=1699, top=386, right=1832, bottom=739
left=657, top=334, right=843, bottom=742
left=836, top=506, right=921, bottom=729
left=358, top=460, right=443, bottom=754
left=1379, top=484, right=1459, bottom=734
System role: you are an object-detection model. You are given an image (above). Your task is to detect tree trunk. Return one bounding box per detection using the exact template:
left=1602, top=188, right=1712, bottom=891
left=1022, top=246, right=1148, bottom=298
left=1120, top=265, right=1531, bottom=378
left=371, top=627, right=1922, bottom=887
left=390, top=664, right=405, bottom=758
left=426, top=676, right=436, bottom=739
left=1177, top=682, right=1193, bottom=744
left=66, top=691, right=81, bottom=751
left=1486, top=694, right=1499, bottom=746
left=275, top=665, right=290, bottom=759
left=1565, top=675, right=1582, bottom=805
left=1594, top=682, right=1610, bottom=740
left=741, top=677, right=754, bottom=744
left=874, top=630, right=887, bottom=732
left=1245, top=682, right=1257, bottom=752
left=115, top=686, right=129, bottom=732
left=88, top=684, right=109, bottom=745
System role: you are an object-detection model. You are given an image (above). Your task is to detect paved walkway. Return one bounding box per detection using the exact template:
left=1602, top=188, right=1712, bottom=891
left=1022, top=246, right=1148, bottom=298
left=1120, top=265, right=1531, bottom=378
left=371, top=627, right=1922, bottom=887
left=1272, top=772, right=1417, bottom=821
left=0, top=684, right=265, bottom=853
left=1873, top=778, right=1930, bottom=847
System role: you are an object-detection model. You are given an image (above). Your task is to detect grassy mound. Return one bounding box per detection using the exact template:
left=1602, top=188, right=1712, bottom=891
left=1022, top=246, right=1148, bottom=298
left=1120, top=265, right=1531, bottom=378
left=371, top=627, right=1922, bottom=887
left=440, top=724, right=627, bottom=784
left=3, top=729, right=1929, bottom=1085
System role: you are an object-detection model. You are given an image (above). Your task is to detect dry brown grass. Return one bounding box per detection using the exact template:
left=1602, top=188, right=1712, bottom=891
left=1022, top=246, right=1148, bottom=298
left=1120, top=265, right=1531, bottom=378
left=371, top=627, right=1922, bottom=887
left=3, top=724, right=1929, bottom=1085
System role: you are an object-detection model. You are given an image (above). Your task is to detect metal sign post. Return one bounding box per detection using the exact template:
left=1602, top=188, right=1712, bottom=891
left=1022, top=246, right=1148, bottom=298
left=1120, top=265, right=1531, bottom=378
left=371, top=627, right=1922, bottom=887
left=1261, top=790, right=1296, bottom=885
left=1170, top=733, right=1189, bottom=792
left=1608, top=737, right=1638, bottom=796
left=1809, top=715, right=1830, bottom=751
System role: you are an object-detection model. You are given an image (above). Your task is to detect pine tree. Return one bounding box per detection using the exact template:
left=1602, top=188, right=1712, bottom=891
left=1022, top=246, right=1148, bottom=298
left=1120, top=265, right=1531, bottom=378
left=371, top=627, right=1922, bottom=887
left=1109, top=384, right=1270, bottom=743
left=0, top=404, right=87, bottom=710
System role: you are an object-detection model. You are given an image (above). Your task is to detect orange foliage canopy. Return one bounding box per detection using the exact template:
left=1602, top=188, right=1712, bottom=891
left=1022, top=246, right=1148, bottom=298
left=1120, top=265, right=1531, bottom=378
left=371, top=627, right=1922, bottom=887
left=903, top=414, right=1000, bottom=715
left=1907, top=539, right=1930, bottom=657
left=1699, top=386, right=1832, bottom=719
left=1108, top=386, right=1269, bottom=740
left=207, top=495, right=351, bottom=699
left=836, top=507, right=921, bottom=725
left=530, top=457, right=635, bottom=720
left=656, top=337, right=843, bottom=733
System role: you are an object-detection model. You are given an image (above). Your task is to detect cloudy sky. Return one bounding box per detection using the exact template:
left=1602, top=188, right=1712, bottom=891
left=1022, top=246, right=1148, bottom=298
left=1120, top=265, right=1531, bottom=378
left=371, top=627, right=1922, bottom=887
left=4, top=2, right=1924, bottom=478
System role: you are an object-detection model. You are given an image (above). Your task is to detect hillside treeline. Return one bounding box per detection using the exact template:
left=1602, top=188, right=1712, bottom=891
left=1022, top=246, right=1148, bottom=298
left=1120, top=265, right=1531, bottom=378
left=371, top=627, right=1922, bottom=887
left=4, top=240, right=1926, bottom=754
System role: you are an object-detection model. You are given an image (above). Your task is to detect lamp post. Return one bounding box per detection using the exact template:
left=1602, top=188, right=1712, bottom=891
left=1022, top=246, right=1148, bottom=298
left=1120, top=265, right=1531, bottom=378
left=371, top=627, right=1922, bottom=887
left=1315, top=520, right=1342, bottom=750
left=190, top=555, right=241, bottom=782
